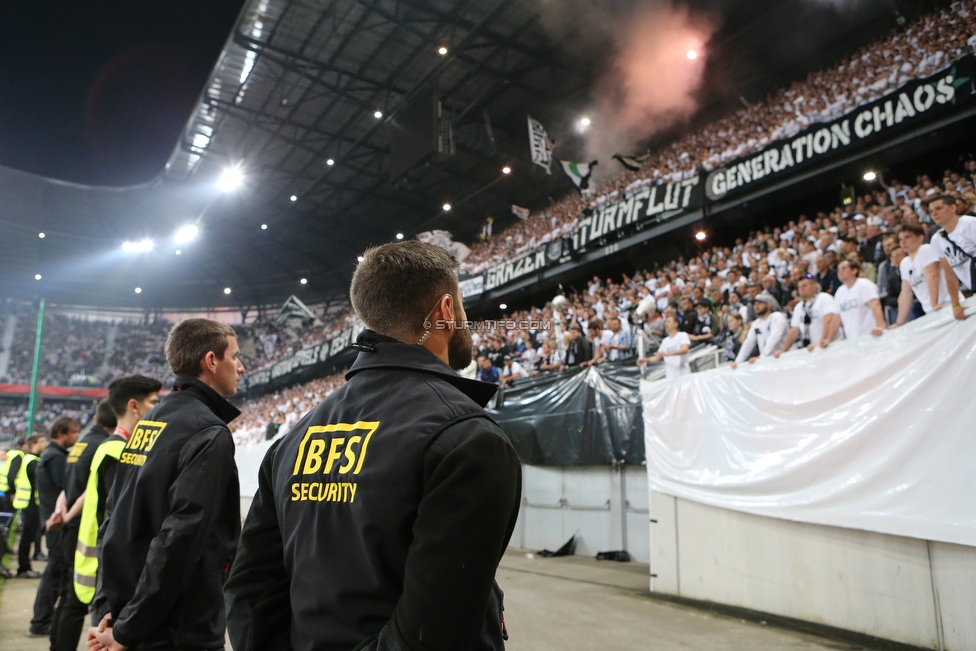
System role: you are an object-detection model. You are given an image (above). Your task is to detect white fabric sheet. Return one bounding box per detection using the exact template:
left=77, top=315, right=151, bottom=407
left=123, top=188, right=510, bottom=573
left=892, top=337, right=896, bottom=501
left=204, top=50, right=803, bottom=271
left=642, top=297, right=976, bottom=546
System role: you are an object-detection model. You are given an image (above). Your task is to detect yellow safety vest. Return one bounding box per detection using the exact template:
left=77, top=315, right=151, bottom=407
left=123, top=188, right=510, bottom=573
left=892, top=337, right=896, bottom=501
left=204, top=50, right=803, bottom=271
left=0, top=449, right=24, bottom=493
left=74, top=439, right=125, bottom=604
left=11, top=453, right=39, bottom=510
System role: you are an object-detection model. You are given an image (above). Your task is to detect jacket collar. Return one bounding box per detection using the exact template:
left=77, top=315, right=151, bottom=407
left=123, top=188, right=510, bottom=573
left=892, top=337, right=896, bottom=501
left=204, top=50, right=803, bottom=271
left=172, top=375, right=241, bottom=424
left=346, top=329, right=497, bottom=408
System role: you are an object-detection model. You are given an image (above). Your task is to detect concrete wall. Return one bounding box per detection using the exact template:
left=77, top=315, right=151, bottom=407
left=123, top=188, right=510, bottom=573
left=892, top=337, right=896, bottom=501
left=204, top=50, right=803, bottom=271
left=512, top=464, right=649, bottom=563
left=649, top=490, right=976, bottom=651
left=241, top=462, right=976, bottom=649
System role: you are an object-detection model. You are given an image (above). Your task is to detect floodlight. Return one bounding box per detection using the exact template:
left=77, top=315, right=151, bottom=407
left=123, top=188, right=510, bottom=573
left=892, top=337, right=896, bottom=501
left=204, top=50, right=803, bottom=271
left=442, top=203, right=452, bottom=211
left=174, top=224, right=199, bottom=244
left=218, top=167, right=243, bottom=192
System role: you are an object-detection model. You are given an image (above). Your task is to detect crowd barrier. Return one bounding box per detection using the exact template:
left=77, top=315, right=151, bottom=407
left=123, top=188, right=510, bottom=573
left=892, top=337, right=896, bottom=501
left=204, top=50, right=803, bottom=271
left=642, top=297, right=976, bottom=649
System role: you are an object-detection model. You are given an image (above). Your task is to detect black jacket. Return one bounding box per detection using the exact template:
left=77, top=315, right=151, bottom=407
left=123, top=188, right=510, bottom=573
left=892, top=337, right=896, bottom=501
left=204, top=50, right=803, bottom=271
left=64, top=425, right=112, bottom=529
left=565, top=336, right=593, bottom=366
left=225, top=330, right=522, bottom=651
left=97, top=375, right=240, bottom=651
left=36, top=441, right=69, bottom=521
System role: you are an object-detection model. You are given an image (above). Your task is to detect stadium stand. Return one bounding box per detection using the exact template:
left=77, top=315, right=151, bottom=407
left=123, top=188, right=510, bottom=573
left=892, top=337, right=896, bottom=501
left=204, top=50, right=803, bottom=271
left=460, top=1, right=976, bottom=276
left=1, top=3, right=974, bottom=446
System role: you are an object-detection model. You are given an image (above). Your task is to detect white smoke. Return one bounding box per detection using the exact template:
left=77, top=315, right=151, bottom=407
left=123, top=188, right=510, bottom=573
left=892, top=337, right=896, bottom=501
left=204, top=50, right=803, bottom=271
left=540, top=0, right=717, bottom=180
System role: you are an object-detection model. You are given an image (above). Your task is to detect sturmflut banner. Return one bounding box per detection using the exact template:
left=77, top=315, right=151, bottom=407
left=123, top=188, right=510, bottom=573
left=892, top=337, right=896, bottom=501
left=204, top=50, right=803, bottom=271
left=573, top=176, right=702, bottom=249
left=706, top=56, right=976, bottom=201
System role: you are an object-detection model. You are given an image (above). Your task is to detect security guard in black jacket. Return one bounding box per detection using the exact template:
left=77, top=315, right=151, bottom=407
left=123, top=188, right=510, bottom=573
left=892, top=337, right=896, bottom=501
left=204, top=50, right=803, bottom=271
left=88, top=318, right=244, bottom=651
left=225, top=241, right=522, bottom=651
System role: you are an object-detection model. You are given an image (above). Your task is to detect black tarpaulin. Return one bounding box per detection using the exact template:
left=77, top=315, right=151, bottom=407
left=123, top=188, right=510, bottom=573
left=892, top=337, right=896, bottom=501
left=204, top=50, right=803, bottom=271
left=488, top=346, right=721, bottom=466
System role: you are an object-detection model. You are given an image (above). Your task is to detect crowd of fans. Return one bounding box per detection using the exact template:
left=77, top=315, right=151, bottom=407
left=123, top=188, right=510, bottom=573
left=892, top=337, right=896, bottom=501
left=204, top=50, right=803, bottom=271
left=231, top=304, right=360, bottom=373
left=0, top=399, right=94, bottom=441
left=460, top=1, right=976, bottom=276
left=2, top=313, right=109, bottom=386
left=4, top=3, right=975, bottom=443
left=230, top=372, right=347, bottom=446
left=471, top=159, right=975, bottom=381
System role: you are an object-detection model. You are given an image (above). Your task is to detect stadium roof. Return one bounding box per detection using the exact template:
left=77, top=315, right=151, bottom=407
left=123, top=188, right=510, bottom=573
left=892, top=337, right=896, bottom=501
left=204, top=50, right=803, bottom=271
left=0, top=0, right=924, bottom=309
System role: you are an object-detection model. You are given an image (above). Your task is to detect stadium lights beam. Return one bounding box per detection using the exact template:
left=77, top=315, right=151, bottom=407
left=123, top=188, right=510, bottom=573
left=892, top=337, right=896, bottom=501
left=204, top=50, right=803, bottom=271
left=290, top=195, right=298, bottom=202
left=442, top=203, right=451, bottom=211
left=373, top=110, right=383, bottom=119
left=687, top=49, right=698, bottom=60
left=580, top=117, right=591, bottom=126
left=224, top=287, right=232, bottom=295
left=357, top=255, right=365, bottom=263
left=34, top=274, right=42, bottom=280
left=326, top=158, right=335, bottom=166
left=300, top=278, right=308, bottom=285
left=695, top=230, right=707, bottom=241
left=261, top=224, right=268, bottom=230
left=218, top=166, right=244, bottom=192
left=863, top=171, right=877, bottom=181
left=502, top=166, right=511, bottom=175
left=437, top=46, right=448, bottom=55
left=122, top=239, right=154, bottom=253
left=135, top=287, right=142, bottom=294
left=499, top=303, right=507, bottom=310
left=174, top=224, right=199, bottom=244
left=396, top=233, right=404, bottom=240
left=38, top=232, right=45, bottom=239
left=175, top=250, right=182, bottom=255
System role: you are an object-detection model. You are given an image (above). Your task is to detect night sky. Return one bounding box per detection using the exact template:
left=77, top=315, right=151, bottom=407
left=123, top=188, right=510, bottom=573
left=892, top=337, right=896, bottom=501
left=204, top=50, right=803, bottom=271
left=0, top=0, right=244, bottom=186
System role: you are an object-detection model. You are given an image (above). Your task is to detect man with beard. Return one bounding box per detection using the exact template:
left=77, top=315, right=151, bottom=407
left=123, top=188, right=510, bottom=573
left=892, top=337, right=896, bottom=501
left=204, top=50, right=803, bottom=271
left=225, top=241, right=522, bottom=651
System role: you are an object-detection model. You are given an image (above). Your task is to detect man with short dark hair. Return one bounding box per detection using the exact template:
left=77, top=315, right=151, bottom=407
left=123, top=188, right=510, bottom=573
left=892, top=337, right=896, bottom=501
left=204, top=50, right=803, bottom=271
left=88, top=321, right=243, bottom=651
left=48, top=400, right=116, bottom=651
left=892, top=224, right=957, bottom=327
left=927, top=194, right=974, bottom=321
left=73, top=376, right=161, bottom=645
left=835, top=260, right=885, bottom=339
left=876, top=233, right=902, bottom=325
left=28, top=417, right=80, bottom=637
left=225, top=241, right=521, bottom=651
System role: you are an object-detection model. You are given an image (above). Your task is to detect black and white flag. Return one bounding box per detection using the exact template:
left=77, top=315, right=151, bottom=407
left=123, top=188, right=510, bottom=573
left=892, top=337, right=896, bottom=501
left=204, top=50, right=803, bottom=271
left=511, top=205, right=531, bottom=221
left=560, top=160, right=598, bottom=195
left=613, top=153, right=649, bottom=171
left=527, top=115, right=554, bottom=174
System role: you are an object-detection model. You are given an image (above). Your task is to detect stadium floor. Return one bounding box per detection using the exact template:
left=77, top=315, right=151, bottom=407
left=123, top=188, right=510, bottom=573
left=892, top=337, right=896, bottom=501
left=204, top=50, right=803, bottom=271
left=0, top=553, right=862, bottom=651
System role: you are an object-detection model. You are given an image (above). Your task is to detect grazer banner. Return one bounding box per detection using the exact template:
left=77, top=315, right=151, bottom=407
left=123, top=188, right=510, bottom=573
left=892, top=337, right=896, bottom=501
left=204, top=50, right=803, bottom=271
left=705, top=56, right=976, bottom=201
left=482, top=238, right=572, bottom=291
left=572, top=176, right=703, bottom=250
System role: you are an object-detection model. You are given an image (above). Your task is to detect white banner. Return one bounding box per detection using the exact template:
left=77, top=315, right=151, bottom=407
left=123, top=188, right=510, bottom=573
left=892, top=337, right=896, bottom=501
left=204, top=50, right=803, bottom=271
left=416, top=229, right=471, bottom=262
left=527, top=115, right=553, bottom=174
left=641, top=298, right=976, bottom=547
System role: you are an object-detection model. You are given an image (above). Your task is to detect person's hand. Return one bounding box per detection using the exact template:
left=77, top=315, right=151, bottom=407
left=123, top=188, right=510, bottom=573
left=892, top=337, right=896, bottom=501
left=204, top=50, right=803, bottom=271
left=729, top=361, right=738, bottom=370
left=45, top=512, right=64, bottom=532
left=773, top=349, right=783, bottom=358
left=871, top=327, right=884, bottom=337
left=887, top=323, right=900, bottom=330
left=953, top=304, right=967, bottom=321
left=747, top=357, right=758, bottom=364
left=636, top=358, right=647, bottom=366
left=87, top=614, right=114, bottom=651
left=88, top=625, right=126, bottom=651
